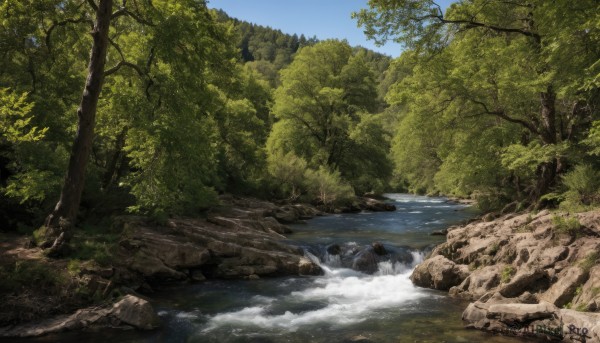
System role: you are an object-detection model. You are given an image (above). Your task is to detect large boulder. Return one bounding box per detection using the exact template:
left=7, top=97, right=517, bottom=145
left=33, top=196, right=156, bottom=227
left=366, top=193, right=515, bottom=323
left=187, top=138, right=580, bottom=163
left=410, top=255, right=469, bottom=290
left=112, top=295, right=160, bottom=330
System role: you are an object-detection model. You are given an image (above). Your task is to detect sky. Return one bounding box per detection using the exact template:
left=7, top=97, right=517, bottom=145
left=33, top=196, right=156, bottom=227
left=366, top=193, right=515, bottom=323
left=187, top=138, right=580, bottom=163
left=207, top=0, right=454, bottom=57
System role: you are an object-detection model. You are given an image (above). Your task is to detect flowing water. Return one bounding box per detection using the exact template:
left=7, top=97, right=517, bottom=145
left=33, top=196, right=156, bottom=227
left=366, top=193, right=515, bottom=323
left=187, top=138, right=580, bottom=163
left=34, top=194, right=527, bottom=343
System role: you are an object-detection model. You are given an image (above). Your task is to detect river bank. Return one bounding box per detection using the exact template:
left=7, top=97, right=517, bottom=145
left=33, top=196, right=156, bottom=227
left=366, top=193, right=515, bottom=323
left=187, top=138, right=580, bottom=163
left=0, top=194, right=396, bottom=338
left=4, top=193, right=516, bottom=343
left=410, top=209, right=600, bottom=342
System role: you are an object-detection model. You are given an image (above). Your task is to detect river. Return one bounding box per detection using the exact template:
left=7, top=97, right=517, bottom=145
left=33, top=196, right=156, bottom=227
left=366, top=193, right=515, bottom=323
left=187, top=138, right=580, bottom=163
left=37, top=194, right=526, bottom=342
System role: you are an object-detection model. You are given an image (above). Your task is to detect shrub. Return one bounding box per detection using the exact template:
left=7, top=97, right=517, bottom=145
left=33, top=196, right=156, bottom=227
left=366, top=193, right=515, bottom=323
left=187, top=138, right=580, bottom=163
left=0, top=260, right=66, bottom=294
left=267, top=151, right=308, bottom=200
left=303, top=167, right=355, bottom=207
left=552, top=214, right=582, bottom=236
left=560, top=164, right=600, bottom=211
left=501, top=265, right=515, bottom=283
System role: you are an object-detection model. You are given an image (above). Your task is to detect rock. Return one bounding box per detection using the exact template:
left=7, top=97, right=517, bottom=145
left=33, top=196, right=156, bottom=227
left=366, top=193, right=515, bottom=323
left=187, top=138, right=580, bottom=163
left=499, top=268, right=547, bottom=298
left=560, top=309, right=600, bottom=343
left=410, top=255, right=469, bottom=290
left=540, top=266, right=588, bottom=307
left=274, top=206, right=300, bottom=223
left=486, top=302, right=556, bottom=323
left=352, top=248, right=381, bottom=274
left=190, top=270, right=206, bottom=282
left=536, top=246, right=569, bottom=269
left=299, top=257, right=322, bottom=275
left=463, top=297, right=600, bottom=343
left=430, top=229, right=447, bottom=236
left=412, top=209, right=600, bottom=342
left=326, top=244, right=341, bottom=255
left=450, top=265, right=502, bottom=299
left=112, top=295, right=160, bottom=330
left=573, top=265, right=600, bottom=311
left=0, top=295, right=159, bottom=338
left=371, top=242, right=387, bottom=255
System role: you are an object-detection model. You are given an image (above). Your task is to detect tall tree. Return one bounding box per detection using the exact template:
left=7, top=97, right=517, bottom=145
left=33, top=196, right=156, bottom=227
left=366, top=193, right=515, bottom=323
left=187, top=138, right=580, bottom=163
left=42, top=0, right=113, bottom=254
left=267, top=40, right=392, bottom=195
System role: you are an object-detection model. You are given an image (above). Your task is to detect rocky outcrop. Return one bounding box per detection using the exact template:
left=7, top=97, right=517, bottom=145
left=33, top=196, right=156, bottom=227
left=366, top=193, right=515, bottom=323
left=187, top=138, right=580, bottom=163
left=411, top=209, right=600, bottom=342
left=462, top=293, right=600, bottom=343
left=0, top=295, right=159, bottom=338
left=115, top=196, right=323, bottom=284
left=1, top=196, right=324, bottom=338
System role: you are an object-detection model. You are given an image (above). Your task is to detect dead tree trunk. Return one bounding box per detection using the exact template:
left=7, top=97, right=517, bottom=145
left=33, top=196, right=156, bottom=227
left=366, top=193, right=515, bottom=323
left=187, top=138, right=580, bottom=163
left=42, top=0, right=113, bottom=255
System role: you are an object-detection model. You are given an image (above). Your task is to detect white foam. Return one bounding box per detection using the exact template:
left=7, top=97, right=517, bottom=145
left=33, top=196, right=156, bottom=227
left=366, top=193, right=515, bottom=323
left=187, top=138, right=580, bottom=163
left=203, top=256, right=428, bottom=332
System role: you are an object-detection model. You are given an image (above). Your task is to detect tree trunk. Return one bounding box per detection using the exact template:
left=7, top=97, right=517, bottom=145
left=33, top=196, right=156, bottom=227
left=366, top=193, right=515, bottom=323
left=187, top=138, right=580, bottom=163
left=540, top=85, right=557, bottom=145
left=102, top=126, right=128, bottom=190
left=42, top=0, right=113, bottom=255
left=533, top=85, right=559, bottom=204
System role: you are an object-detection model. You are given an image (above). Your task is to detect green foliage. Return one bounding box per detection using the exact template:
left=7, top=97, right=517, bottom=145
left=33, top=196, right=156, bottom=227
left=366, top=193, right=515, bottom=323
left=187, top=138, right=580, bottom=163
left=267, top=40, right=392, bottom=198
left=0, top=89, right=46, bottom=144
left=304, top=167, right=355, bottom=207
left=552, top=214, right=582, bottom=236
left=62, top=223, right=121, bottom=266
left=579, top=252, right=599, bottom=273
left=560, top=165, right=600, bottom=210
left=471, top=189, right=508, bottom=213
left=501, top=265, right=515, bottom=283
left=0, top=260, right=66, bottom=294
left=584, top=121, right=600, bottom=156
left=501, top=142, right=570, bottom=177
left=355, top=0, right=600, bottom=207
left=267, top=151, right=308, bottom=200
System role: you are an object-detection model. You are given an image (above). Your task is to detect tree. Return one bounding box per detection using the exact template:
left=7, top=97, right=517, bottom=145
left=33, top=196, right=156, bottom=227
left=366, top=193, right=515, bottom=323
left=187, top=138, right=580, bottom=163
left=42, top=0, right=113, bottom=254
left=356, top=0, right=600, bottom=205
left=267, top=40, right=392, bottom=197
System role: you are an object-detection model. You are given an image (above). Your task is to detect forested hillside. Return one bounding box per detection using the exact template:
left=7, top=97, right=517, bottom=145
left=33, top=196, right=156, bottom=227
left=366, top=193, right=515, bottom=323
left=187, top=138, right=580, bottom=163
left=1, top=0, right=598, bottom=254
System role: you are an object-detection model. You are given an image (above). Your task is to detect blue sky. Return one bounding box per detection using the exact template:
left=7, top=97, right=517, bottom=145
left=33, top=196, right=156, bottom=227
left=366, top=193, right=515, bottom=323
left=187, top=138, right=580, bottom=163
left=207, top=0, right=454, bottom=57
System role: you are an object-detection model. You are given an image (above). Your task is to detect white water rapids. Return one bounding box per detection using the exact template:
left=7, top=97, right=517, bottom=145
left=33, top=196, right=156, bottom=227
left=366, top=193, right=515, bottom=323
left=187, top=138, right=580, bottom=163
left=201, top=251, right=430, bottom=332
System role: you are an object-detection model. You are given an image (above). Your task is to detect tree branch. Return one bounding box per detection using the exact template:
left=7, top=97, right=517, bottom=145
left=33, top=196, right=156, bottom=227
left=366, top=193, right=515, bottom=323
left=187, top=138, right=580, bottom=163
left=86, top=0, right=99, bottom=12
left=468, top=98, right=539, bottom=134
left=45, top=17, right=93, bottom=52
left=435, top=15, right=541, bottom=43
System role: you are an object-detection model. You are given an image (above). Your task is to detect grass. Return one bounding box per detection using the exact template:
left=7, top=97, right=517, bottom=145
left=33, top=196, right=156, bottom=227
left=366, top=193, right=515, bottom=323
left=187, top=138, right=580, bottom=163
left=70, top=224, right=121, bottom=266
left=501, top=265, right=515, bottom=283
left=552, top=214, right=582, bottom=236
left=0, top=260, right=67, bottom=294
left=578, top=252, right=599, bottom=273
left=488, top=243, right=499, bottom=256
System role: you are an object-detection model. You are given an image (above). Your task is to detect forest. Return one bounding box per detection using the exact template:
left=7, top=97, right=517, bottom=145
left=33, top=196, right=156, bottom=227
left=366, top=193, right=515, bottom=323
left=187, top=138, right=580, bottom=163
left=0, top=0, right=599, bottom=252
